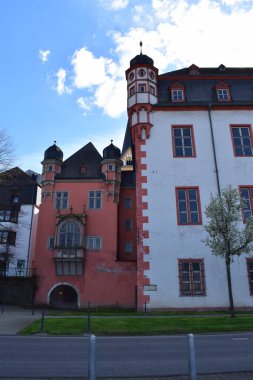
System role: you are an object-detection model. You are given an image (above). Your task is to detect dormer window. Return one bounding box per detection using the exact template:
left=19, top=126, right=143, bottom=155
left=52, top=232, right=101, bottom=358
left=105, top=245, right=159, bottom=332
left=172, top=89, right=184, bottom=101
left=215, top=82, right=231, bottom=101
left=171, top=82, right=185, bottom=102
left=80, top=165, right=87, bottom=174
left=217, top=88, right=229, bottom=100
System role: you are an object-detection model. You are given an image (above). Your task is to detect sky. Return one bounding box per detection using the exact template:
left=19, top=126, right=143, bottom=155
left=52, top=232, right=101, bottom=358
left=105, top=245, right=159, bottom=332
left=1, top=0, right=253, bottom=173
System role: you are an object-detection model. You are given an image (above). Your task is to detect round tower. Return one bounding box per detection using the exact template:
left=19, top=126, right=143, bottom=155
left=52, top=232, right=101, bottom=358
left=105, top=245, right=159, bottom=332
left=125, top=42, right=158, bottom=140
left=41, top=142, right=63, bottom=201
left=101, top=141, right=122, bottom=202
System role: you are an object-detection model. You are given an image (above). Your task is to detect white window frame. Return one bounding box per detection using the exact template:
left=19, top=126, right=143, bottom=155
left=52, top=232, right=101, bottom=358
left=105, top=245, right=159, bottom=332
left=55, top=191, right=68, bottom=209
left=88, top=191, right=102, bottom=209
left=86, top=237, right=102, bottom=250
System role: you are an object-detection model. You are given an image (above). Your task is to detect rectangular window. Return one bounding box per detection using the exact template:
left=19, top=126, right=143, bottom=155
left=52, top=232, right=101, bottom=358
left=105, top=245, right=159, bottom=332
left=124, top=219, right=132, bottom=231
left=55, top=261, right=83, bottom=276
left=129, top=86, right=135, bottom=96
left=231, top=125, right=253, bottom=156
left=87, top=237, right=102, bottom=250
left=217, top=88, right=229, bottom=100
left=172, top=89, right=184, bottom=101
left=88, top=191, right=102, bottom=209
left=178, top=259, right=206, bottom=296
left=107, top=164, right=115, bottom=171
left=47, top=236, right=55, bottom=249
left=172, top=126, right=196, bottom=157
left=247, top=258, right=253, bottom=295
left=124, top=241, right=133, bottom=253
left=150, top=85, right=155, bottom=95
left=16, top=259, right=25, bottom=276
left=0, top=230, right=16, bottom=245
left=124, top=197, right=132, bottom=209
left=240, top=186, right=253, bottom=221
left=55, top=192, right=68, bottom=209
left=176, top=187, right=202, bottom=225
left=0, top=209, right=18, bottom=223
left=138, top=84, right=146, bottom=93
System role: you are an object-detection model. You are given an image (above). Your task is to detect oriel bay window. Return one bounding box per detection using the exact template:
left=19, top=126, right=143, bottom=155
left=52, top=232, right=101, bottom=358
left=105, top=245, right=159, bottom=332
left=178, top=259, right=206, bottom=296
left=176, top=187, right=202, bottom=225
left=55, top=221, right=84, bottom=276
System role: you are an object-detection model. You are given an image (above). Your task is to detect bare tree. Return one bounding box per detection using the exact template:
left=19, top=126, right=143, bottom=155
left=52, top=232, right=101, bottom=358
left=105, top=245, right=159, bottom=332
left=0, top=129, right=15, bottom=173
left=203, top=185, right=253, bottom=317
left=0, top=130, right=16, bottom=275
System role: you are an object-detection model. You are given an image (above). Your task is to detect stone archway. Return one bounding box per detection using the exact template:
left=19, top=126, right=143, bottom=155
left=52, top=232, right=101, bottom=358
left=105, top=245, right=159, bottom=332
left=49, top=284, right=78, bottom=309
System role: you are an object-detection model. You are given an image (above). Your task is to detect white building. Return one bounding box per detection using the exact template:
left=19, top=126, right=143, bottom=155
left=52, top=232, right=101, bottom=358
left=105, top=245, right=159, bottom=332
left=125, top=51, right=253, bottom=310
left=0, top=167, right=41, bottom=276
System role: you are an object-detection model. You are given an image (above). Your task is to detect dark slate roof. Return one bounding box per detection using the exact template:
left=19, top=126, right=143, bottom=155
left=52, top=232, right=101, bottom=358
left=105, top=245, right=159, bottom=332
left=44, top=143, right=63, bottom=162
left=55, top=142, right=103, bottom=180
left=0, top=167, right=36, bottom=184
left=160, top=65, right=253, bottom=76
left=103, top=141, right=121, bottom=159
left=121, top=171, right=136, bottom=188
left=157, top=66, right=253, bottom=104
left=130, top=53, right=154, bottom=67
left=122, top=120, right=132, bottom=155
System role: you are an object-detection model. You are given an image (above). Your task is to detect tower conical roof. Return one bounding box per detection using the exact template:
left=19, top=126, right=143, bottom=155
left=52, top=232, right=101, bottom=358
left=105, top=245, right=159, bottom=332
left=44, top=143, right=63, bottom=162
left=103, top=141, right=121, bottom=159
left=130, top=53, right=154, bottom=67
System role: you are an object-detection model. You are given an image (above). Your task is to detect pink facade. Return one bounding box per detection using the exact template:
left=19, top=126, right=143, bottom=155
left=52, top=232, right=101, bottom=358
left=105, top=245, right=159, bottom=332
left=34, top=142, right=137, bottom=308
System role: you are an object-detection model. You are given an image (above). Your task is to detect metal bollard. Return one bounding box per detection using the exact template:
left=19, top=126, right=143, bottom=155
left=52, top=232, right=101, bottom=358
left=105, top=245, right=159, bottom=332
left=188, top=333, right=197, bottom=380
left=88, top=334, right=96, bottom=380
left=40, top=311, right=45, bottom=332
left=87, top=302, right=91, bottom=333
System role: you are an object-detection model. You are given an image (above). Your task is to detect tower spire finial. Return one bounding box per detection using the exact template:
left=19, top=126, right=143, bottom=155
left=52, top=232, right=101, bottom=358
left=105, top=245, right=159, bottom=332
left=140, top=41, right=143, bottom=55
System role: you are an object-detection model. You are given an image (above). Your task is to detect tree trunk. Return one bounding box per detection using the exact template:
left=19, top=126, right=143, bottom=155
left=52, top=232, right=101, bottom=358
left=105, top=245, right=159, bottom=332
left=225, top=256, right=235, bottom=318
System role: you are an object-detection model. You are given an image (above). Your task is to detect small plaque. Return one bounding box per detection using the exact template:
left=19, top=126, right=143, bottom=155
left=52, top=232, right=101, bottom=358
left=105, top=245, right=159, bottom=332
left=144, top=285, right=157, bottom=291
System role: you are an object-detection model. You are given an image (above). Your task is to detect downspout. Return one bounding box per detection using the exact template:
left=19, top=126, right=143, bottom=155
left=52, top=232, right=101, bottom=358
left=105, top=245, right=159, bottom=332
left=208, top=103, right=221, bottom=196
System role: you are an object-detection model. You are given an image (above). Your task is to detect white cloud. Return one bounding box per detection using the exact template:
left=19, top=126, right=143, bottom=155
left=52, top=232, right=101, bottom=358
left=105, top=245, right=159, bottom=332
left=39, top=49, right=50, bottom=63
left=53, top=0, right=253, bottom=119
left=71, top=47, right=112, bottom=88
left=56, top=68, right=72, bottom=95
left=77, top=97, right=91, bottom=111
left=100, top=0, right=129, bottom=10
left=94, top=78, right=126, bottom=118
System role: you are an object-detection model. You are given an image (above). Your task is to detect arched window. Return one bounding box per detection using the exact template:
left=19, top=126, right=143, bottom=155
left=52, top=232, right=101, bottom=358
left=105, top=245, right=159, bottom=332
left=58, top=222, right=81, bottom=248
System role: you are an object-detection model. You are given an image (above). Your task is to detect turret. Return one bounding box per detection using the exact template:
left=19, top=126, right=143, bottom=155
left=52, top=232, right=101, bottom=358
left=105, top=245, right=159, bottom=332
left=41, top=142, right=63, bottom=201
left=125, top=42, right=158, bottom=140
left=101, top=141, right=122, bottom=202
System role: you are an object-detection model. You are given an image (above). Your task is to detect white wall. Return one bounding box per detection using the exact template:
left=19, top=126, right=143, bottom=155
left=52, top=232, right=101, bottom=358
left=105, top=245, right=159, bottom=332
left=142, top=109, right=253, bottom=308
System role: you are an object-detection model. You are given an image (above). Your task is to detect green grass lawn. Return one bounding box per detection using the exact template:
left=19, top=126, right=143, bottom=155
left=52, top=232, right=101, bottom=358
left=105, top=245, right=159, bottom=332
left=21, top=315, right=253, bottom=336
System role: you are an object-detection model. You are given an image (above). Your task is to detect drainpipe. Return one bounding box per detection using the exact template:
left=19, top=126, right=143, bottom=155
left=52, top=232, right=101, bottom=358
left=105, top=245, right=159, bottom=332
left=208, top=103, right=221, bottom=196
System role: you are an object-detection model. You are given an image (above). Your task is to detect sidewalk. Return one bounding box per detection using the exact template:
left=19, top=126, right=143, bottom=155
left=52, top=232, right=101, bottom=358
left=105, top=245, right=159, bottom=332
left=0, top=304, right=40, bottom=335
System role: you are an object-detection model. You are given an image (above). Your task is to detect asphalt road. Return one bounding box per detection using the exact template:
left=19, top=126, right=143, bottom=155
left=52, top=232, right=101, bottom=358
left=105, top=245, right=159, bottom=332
left=0, top=333, right=253, bottom=378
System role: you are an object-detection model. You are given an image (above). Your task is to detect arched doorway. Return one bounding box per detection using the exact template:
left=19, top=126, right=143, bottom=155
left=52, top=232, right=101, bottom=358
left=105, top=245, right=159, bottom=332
left=49, top=285, right=78, bottom=309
